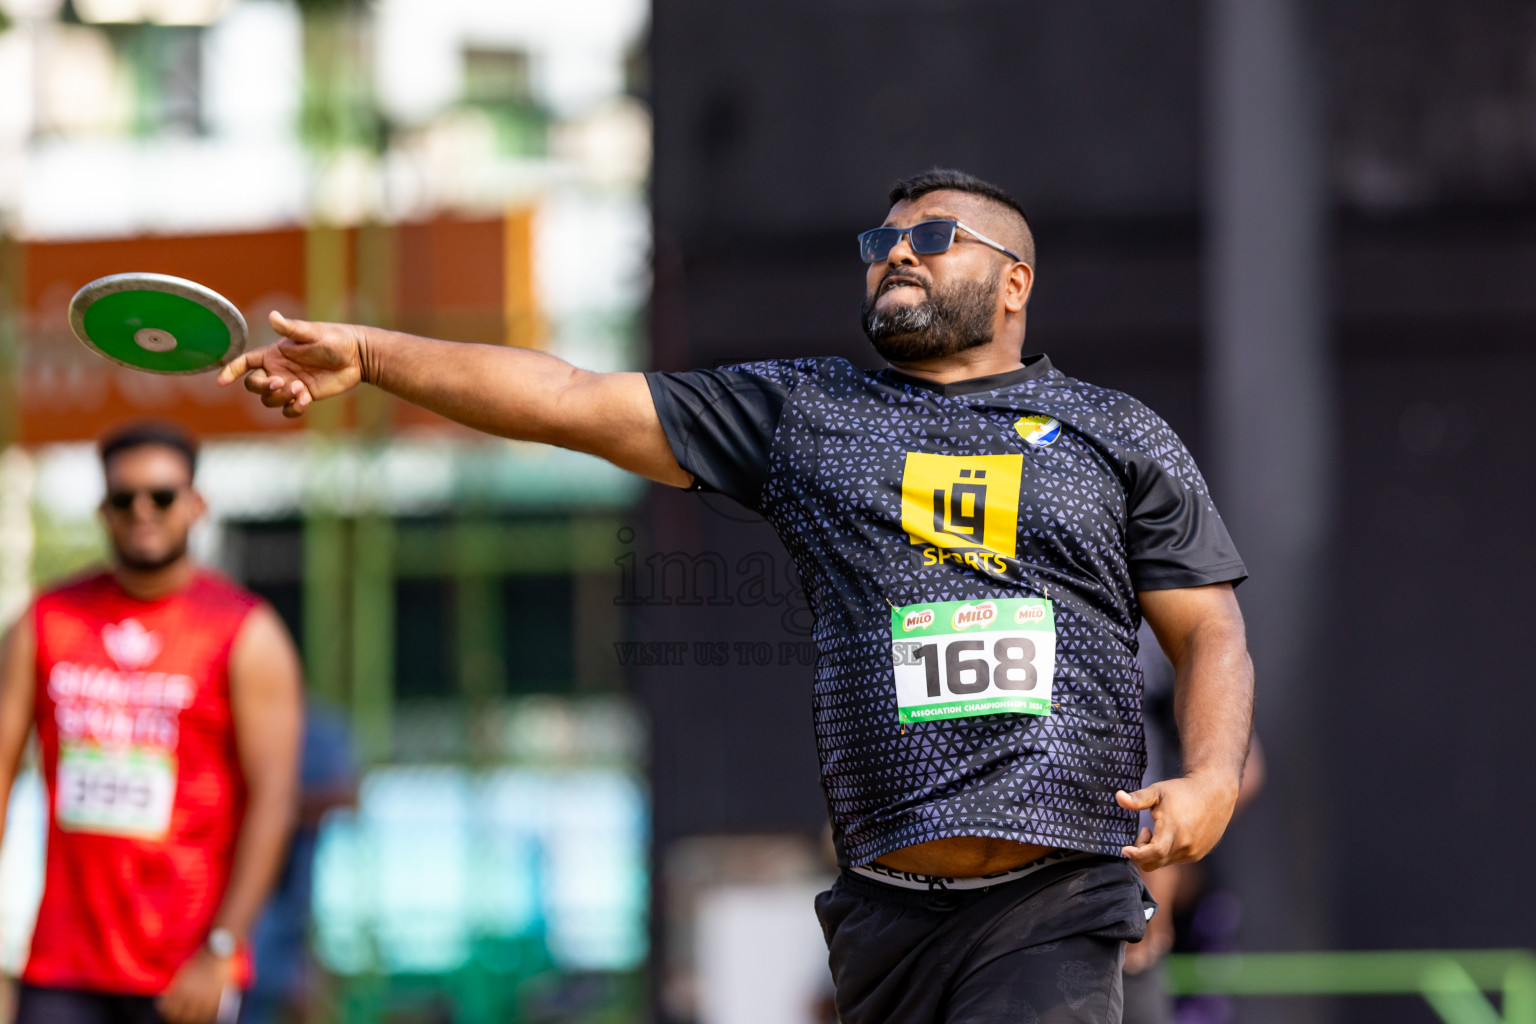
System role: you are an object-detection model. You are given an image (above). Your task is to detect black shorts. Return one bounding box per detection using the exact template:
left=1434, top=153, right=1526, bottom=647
left=15, top=985, right=167, bottom=1024
left=814, top=853, right=1154, bottom=1024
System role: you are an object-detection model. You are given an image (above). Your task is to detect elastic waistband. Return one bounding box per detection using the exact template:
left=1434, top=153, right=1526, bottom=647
left=850, top=849, right=1086, bottom=891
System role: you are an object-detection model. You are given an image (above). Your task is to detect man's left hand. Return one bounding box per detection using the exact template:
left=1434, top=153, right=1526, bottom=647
left=1116, top=773, right=1240, bottom=871
left=156, top=949, right=235, bottom=1024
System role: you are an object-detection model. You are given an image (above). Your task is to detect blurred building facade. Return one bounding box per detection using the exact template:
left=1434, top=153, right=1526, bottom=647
left=0, top=1, right=652, bottom=1021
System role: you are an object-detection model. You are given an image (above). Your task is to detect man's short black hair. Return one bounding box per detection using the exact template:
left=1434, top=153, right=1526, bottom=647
left=888, top=168, right=1035, bottom=267
left=99, top=421, right=199, bottom=478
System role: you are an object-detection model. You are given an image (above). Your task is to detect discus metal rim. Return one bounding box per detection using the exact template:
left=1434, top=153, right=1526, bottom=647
left=68, top=272, right=249, bottom=376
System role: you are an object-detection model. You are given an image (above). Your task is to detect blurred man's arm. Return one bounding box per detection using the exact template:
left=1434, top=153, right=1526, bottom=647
left=1117, top=583, right=1253, bottom=871
left=218, top=313, right=691, bottom=488
left=157, top=606, right=303, bottom=1024
left=0, top=613, right=35, bottom=847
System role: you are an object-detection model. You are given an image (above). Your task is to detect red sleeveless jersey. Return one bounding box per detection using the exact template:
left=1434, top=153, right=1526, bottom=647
left=25, top=570, right=262, bottom=994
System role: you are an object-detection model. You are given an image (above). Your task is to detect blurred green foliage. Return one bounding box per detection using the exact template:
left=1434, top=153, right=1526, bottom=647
left=294, top=0, right=371, bottom=11
left=300, top=8, right=384, bottom=152
left=32, top=511, right=108, bottom=588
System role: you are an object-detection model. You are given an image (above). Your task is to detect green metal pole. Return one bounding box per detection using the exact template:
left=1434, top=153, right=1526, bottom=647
left=347, top=220, right=396, bottom=762
left=1167, top=950, right=1536, bottom=1024
left=1420, top=961, right=1504, bottom=1024
left=454, top=519, right=507, bottom=760
left=1504, top=960, right=1536, bottom=1024
left=302, top=513, right=348, bottom=706
left=303, top=223, right=350, bottom=708
left=572, top=517, right=623, bottom=691
left=349, top=512, right=394, bottom=762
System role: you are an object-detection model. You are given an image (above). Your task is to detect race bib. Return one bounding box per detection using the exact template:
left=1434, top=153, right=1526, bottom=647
left=56, top=743, right=176, bottom=839
left=891, top=598, right=1056, bottom=724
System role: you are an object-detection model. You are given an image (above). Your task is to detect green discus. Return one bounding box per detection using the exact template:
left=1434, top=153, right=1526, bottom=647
left=68, top=272, right=248, bottom=375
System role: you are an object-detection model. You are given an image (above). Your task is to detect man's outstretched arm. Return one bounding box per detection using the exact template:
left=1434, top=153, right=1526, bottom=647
left=1117, top=582, right=1253, bottom=871
left=217, top=313, right=692, bottom=488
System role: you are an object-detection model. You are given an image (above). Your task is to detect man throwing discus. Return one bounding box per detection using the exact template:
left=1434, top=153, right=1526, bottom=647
left=0, top=423, right=304, bottom=1024
left=223, top=169, right=1253, bottom=1023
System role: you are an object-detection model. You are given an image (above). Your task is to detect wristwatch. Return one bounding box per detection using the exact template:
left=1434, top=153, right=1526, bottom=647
left=206, top=927, right=238, bottom=959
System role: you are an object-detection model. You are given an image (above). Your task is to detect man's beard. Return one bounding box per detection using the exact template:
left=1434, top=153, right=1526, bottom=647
left=115, top=536, right=189, bottom=573
left=860, top=274, right=1000, bottom=362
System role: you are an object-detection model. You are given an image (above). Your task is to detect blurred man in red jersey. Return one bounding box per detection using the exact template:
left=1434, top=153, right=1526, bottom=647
left=0, top=422, right=303, bottom=1024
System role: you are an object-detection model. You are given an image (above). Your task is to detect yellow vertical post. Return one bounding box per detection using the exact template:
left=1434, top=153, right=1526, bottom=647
left=354, top=220, right=396, bottom=433
left=503, top=206, right=543, bottom=350
left=349, top=220, right=396, bottom=762
left=302, top=223, right=350, bottom=710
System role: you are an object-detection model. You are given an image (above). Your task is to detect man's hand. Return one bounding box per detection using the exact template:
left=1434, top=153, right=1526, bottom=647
left=1116, top=772, right=1240, bottom=871
left=215, top=312, right=367, bottom=418
left=155, top=949, right=236, bottom=1024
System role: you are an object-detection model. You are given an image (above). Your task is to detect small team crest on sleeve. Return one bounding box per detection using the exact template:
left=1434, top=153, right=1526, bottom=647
left=1014, top=414, right=1062, bottom=448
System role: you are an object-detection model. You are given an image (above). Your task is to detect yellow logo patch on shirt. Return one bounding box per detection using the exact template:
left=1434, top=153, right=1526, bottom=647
left=900, top=453, right=1022, bottom=560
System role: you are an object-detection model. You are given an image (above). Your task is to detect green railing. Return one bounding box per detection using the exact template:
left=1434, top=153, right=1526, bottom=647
left=1167, top=950, right=1536, bottom=1024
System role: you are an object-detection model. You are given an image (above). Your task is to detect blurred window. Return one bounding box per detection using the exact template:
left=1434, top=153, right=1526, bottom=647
left=502, top=573, right=575, bottom=693
left=462, top=47, right=547, bottom=157
left=396, top=578, right=454, bottom=699
left=312, top=732, right=649, bottom=977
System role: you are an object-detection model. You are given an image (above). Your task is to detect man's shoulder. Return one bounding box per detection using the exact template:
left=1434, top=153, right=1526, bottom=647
left=711, top=355, right=854, bottom=390
left=1027, top=374, right=1164, bottom=437
left=1041, top=377, right=1213, bottom=496
left=190, top=569, right=266, bottom=615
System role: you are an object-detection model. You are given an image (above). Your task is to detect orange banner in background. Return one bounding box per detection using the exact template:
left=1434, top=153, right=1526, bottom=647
left=19, top=211, right=538, bottom=444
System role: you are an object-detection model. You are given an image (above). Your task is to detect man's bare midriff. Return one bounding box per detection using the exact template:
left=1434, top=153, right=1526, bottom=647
left=875, top=836, right=1057, bottom=877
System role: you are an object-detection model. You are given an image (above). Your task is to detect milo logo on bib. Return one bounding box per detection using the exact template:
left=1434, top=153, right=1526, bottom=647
left=951, top=602, right=997, bottom=629
left=890, top=597, right=1057, bottom=723
left=1015, top=604, right=1046, bottom=625
left=903, top=608, right=935, bottom=632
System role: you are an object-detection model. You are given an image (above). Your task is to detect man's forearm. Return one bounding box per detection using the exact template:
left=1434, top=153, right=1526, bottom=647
left=0, top=617, right=35, bottom=853
left=348, top=325, right=685, bottom=485
left=356, top=327, right=589, bottom=443
left=229, top=315, right=687, bottom=484
left=208, top=786, right=295, bottom=942
left=1172, top=620, right=1254, bottom=789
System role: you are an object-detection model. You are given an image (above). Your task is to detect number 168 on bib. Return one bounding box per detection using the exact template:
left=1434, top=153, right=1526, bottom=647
left=890, top=598, right=1057, bottom=723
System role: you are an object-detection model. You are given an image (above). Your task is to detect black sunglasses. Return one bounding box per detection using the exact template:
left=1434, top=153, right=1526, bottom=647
left=858, top=219, right=1022, bottom=264
left=106, top=488, right=181, bottom=512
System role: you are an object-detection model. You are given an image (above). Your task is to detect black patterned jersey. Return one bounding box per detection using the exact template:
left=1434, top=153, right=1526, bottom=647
left=645, top=355, right=1246, bottom=866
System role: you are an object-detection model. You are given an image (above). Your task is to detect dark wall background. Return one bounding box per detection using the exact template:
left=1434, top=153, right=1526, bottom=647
left=638, top=3, right=1536, bottom=1020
